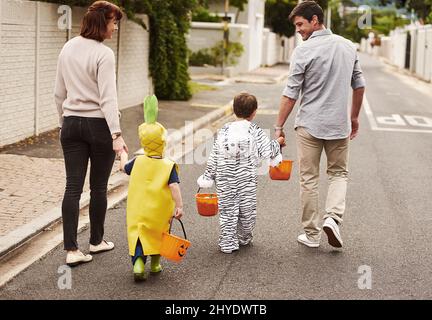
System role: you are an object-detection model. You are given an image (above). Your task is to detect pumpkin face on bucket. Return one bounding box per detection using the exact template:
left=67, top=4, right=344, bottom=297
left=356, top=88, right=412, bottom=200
left=178, top=243, right=188, bottom=257
left=160, top=218, right=191, bottom=263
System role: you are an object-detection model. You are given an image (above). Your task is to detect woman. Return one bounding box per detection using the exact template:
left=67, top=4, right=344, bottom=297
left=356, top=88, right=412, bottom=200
left=54, top=1, right=128, bottom=267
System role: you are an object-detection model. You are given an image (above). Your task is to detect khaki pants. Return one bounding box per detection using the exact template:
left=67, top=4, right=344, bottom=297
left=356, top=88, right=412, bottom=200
left=295, top=127, right=349, bottom=241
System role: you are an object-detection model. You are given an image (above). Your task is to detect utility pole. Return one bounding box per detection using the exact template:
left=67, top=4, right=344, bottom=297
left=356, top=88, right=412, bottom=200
left=326, top=5, right=331, bottom=29
left=222, top=0, right=229, bottom=75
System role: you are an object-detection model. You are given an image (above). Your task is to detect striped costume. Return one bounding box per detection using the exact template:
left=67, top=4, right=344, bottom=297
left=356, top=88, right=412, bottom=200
left=202, top=120, right=281, bottom=253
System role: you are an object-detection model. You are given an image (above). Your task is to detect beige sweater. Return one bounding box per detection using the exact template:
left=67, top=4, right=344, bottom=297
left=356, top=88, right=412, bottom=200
left=54, top=36, right=121, bottom=134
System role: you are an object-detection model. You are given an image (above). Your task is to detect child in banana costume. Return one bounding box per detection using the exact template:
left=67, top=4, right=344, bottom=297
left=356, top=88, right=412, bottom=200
left=120, top=95, right=184, bottom=281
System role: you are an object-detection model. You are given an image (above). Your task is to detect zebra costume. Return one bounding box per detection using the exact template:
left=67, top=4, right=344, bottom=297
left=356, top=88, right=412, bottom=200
left=200, top=120, right=281, bottom=253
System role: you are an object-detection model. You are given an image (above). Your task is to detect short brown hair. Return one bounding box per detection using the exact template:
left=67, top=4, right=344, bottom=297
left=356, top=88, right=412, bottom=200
left=80, top=1, right=123, bottom=42
left=289, top=1, right=324, bottom=24
left=233, top=93, right=258, bottom=119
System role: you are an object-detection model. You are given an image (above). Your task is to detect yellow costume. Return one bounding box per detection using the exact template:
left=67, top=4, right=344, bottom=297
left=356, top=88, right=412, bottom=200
left=126, top=156, right=177, bottom=256
left=125, top=95, right=178, bottom=281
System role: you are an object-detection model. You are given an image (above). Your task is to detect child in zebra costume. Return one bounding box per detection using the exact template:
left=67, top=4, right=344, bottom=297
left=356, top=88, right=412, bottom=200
left=120, top=95, right=184, bottom=281
left=198, top=93, right=285, bottom=253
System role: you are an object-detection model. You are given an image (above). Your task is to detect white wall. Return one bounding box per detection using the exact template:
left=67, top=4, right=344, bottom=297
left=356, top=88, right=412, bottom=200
left=262, top=28, right=277, bottom=66
left=188, top=21, right=250, bottom=75
left=391, top=29, right=407, bottom=69
left=246, top=0, right=265, bottom=71
left=370, top=24, right=432, bottom=82
left=0, top=0, right=151, bottom=147
left=189, top=0, right=267, bottom=74
left=415, top=26, right=432, bottom=81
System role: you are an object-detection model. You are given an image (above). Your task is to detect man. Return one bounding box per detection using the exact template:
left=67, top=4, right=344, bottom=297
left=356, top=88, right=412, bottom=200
left=275, top=1, right=365, bottom=248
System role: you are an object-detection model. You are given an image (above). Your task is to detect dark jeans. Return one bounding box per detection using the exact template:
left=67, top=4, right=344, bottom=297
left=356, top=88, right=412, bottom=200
left=60, top=116, right=115, bottom=251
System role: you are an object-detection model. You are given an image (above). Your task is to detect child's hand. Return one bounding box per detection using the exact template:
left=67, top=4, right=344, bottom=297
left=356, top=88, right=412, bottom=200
left=120, top=150, right=128, bottom=159
left=174, top=207, right=183, bottom=220
left=277, top=136, right=285, bottom=146
left=270, top=153, right=283, bottom=167
left=197, top=175, right=214, bottom=188
left=119, top=151, right=129, bottom=172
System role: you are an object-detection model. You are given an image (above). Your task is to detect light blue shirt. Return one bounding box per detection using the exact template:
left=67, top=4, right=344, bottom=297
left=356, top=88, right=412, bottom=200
left=283, top=29, right=366, bottom=139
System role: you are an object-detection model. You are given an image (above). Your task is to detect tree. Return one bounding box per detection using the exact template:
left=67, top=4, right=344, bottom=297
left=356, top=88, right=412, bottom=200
left=143, top=0, right=197, bottom=100
left=331, top=2, right=409, bottom=43
left=379, top=0, right=432, bottom=24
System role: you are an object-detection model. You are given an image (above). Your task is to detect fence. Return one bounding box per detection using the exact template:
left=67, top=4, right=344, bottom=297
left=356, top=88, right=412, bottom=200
left=0, top=0, right=151, bottom=147
left=372, top=24, right=432, bottom=82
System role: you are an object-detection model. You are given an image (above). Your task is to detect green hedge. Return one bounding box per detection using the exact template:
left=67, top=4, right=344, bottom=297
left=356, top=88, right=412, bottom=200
left=143, top=0, right=196, bottom=100
left=189, top=41, right=244, bottom=67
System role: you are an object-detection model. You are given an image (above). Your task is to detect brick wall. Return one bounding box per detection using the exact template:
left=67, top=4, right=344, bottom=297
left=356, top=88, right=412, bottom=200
left=0, top=0, right=151, bottom=147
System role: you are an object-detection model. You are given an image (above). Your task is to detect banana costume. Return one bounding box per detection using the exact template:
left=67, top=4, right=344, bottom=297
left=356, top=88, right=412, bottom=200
left=126, top=95, right=178, bottom=258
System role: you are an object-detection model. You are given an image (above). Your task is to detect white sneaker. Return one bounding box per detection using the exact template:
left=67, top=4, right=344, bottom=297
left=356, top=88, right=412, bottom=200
left=323, top=217, right=343, bottom=248
left=239, top=238, right=253, bottom=246
left=66, top=250, right=93, bottom=267
left=220, top=247, right=239, bottom=254
left=89, top=240, right=115, bottom=254
left=297, top=234, right=320, bottom=248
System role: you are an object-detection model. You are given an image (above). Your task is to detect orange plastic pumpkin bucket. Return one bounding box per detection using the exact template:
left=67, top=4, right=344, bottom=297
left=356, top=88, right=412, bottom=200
left=269, top=160, right=293, bottom=180
left=195, top=188, right=218, bottom=216
left=160, top=219, right=191, bottom=262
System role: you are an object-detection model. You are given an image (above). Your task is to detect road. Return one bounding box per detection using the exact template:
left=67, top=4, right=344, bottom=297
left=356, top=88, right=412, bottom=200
left=1, top=53, right=432, bottom=300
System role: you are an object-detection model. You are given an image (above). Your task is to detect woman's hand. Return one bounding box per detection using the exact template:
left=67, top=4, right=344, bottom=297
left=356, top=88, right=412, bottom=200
left=113, top=135, right=128, bottom=155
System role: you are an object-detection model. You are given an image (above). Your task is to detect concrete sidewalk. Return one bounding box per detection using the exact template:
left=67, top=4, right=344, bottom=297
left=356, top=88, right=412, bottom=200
left=0, top=63, right=290, bottom=261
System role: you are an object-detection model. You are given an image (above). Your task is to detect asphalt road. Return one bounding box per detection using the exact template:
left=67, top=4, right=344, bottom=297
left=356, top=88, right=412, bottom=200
left=1, top=53, right=432, bottom=300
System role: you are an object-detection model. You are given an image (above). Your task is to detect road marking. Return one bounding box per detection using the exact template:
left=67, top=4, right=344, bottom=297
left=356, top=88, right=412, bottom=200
left=363, top=95, right=432, bottom=134
left=191, top=103, right=223, bottom=109
left=363, top=95, right=378, bottom=130
left=257, top=109, right=279, bottom=115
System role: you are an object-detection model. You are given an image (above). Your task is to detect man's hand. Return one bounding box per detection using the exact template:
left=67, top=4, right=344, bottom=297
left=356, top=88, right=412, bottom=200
left=350, top=87, right=364, bottom=140
left=350, top=118, right=359, bottom=140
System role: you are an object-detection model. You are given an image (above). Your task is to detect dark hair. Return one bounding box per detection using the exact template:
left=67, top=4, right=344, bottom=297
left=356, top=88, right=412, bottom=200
left=289, top=1, right=324, bottom=24
left=233, top=93, right=258, bottom=119
left=80, top=1, right=123, bottom=42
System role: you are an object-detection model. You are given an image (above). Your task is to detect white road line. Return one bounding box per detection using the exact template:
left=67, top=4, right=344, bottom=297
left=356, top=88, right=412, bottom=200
left=363, top=95, right=378, bottom=130
left=369, top=127, right=432, bottom=133
left=363, top=95, right=432, bottom=133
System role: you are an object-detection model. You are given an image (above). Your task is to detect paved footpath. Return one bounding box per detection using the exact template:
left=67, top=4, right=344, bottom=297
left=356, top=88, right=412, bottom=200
left=0, top=64, right=289, bottom=256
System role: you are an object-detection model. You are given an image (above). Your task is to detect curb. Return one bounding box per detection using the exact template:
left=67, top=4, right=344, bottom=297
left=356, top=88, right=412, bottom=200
left=0, top=102, right=233, bottom=260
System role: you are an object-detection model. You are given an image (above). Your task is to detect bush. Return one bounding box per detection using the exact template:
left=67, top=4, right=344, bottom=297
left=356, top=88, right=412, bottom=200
left=188, top=49, right=216, bottom=66
left=144, top=0, right=195, bottom=101
left=211, top=41, right=244, bottom=66
left=188, top=41, right=244, bottom=67
left=192, top=7, right=222, bottom=22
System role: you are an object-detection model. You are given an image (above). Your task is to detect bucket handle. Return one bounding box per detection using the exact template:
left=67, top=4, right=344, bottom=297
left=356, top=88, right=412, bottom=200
left=196, top=187, right=217, bottom=197
left=169, top=218, right=188, bottom=240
